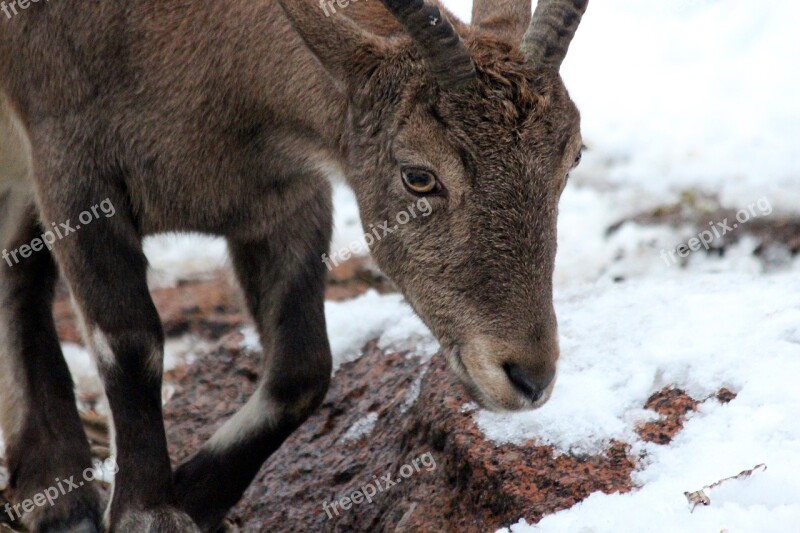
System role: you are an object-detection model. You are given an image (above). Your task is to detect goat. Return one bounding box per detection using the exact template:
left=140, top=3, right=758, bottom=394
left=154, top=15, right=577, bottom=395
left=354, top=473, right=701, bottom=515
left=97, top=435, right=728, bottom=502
left=0, top=0, right=588, bottom=530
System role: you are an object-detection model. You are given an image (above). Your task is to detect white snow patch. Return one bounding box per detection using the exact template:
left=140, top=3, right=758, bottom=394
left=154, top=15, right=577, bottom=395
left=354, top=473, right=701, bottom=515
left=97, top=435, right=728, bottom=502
left=325, top=291, right=437, bottom=372
left=62, top=342, right=104, bottom=403
left=376, top=310, right=439, bottom=360
left=556, top=190, right=799, bottom=286
left=479, top=273, right=800, bottom=450
left=461, top=402, right=480, bottom=415
left=330, top=182, right=368, bottom=260
left=399, top=366, right=429, bottom=415
left=240, top=326, right=263, bottom=352
left=566, top=0, right=798, bottom=212
left=239, top=291, right=437, bottom=374
left=143, top=233, right=229, bottom=288
left=163, top=335, right=203, bottom=372
left=340, top=412, right=379, bottom=443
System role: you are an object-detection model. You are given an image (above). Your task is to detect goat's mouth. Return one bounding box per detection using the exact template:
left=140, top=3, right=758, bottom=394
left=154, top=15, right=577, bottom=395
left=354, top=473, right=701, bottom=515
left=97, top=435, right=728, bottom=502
left=444, top=345, right=496, bottom=408
left=443, top=344, right=555, bottom=413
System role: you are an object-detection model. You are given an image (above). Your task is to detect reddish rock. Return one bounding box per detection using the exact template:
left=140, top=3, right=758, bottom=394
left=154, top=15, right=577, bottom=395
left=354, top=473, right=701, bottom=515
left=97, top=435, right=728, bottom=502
left=326, top=256, right=397, bottom=301
left=637, top=388, right=699, bottom=445
left=716, top=388, right=737, bottom=404
left=164, top=339, right=636, bottom=532
left=636, top=387, right=737, bottom=446
left=53, top=271, right=247, bottom=347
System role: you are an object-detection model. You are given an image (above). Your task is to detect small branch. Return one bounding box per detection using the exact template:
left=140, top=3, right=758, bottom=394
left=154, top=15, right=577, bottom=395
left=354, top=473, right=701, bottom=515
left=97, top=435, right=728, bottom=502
left=684, top=463, right=767, bottom=512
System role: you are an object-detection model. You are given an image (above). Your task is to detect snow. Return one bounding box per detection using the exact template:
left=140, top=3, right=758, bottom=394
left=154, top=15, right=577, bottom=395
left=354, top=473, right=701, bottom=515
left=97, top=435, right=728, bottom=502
left=327, top=290, right=436, bottom=372
left=61, top=342, right=104, bottom=401
left=400, top=370, right=428, bottom=415
left=239, top=290, right=434, bottom=374
left=330, top=182, right=369, bottom=262
left=143, top=233, right=229, bottom=288
left=340, top=412, right=380, bottom=443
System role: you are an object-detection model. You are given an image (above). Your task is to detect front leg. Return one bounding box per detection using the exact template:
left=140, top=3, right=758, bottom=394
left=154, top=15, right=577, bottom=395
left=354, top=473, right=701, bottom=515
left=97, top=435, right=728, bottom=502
left=34, top=161, right=199, bottom=532
left=174, top=189, right=333, bottom=531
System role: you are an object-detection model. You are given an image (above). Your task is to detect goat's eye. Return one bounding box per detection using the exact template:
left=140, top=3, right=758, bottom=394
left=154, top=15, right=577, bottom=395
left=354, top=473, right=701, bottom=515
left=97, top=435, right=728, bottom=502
left=401, top=167, right=438, bottom=195
left=573, top=151, right=582, bottom=168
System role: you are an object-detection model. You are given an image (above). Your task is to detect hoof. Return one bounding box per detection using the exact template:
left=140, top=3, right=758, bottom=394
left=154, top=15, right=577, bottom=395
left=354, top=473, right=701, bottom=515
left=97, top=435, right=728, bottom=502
left=116, top=507, right=202, bottom=533
left=52, top=518, right=102, bottom=533
left=28, top=487, right=103, bottom=533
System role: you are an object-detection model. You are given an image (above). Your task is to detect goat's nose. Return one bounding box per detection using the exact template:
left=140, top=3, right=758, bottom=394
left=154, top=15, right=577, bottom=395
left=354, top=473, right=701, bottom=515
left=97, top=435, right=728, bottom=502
left=503, top=363, right=555, bottom=403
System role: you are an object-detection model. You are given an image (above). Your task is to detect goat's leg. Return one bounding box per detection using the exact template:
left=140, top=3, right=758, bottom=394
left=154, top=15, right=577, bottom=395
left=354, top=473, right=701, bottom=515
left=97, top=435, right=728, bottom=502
left=34, top=181, right=200, bottom=532
left=0, top=191, right=103, bottom=532
left=174, top=188, right=333, bottom=531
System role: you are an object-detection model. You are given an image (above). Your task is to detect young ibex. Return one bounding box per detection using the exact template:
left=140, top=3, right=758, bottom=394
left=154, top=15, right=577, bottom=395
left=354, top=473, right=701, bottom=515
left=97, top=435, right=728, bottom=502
left=0, top=0, right=588, bottom=530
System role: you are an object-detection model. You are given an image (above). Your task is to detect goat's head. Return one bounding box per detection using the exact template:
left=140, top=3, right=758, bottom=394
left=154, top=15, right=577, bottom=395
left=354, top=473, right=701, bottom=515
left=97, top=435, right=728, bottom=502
left=282, top=0, right=588, bottom=411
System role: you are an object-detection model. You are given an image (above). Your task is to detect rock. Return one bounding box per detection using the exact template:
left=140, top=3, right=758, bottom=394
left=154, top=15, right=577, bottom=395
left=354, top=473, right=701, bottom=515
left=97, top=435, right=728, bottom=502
left=164, top=339, right=636, bottom=532
left=636, top=387, right=737, bottom=446
left=608, top=198, right=800, bottom=267
left=715, top=388, right=738, bottom=404
left=53, top=271, right=247, bottom=345
left=326, top=256, right=397, bottom=301
left=637, top=388, right=698, bottom=445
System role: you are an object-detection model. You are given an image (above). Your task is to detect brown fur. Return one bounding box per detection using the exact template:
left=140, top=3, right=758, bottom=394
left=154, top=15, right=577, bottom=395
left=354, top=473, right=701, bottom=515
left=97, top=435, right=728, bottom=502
left=0, top=1, right=587, bottom=531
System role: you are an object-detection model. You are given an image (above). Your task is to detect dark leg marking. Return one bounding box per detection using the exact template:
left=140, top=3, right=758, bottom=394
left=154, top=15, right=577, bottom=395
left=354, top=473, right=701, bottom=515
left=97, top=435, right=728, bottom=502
left=175, top=188, right=334, bottom=531
left=0, top=191, right=103, bottom=532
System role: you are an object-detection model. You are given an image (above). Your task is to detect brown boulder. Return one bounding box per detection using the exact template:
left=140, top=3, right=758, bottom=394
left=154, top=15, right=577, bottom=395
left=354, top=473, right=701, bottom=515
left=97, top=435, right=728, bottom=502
left=164, top=336, right=636, bottom=532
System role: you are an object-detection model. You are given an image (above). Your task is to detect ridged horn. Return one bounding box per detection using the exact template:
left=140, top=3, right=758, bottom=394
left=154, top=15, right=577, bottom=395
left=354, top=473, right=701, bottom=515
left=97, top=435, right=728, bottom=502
left=381, top=0, right=476, bottom=89
left=521, top=0, right=589, bottom=71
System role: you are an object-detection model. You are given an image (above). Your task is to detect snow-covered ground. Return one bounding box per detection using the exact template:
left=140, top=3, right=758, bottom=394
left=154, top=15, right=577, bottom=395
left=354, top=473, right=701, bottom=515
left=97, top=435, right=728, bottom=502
left=2, top=1, right=798, bottom=531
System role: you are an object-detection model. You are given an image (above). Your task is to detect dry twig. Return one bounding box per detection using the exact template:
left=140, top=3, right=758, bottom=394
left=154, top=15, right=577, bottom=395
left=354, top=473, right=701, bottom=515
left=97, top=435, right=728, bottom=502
left=684, top=464, right=767, bottom=512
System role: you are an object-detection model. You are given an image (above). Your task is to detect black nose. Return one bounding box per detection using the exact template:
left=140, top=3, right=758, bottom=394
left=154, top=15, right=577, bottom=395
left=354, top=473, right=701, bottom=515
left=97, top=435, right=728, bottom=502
left=503, top=363, right=555, bottom=403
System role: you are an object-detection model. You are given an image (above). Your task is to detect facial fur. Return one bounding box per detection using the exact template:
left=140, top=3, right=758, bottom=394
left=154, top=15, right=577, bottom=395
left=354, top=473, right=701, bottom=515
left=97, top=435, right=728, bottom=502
left=343, top=38, right=583, bottom=411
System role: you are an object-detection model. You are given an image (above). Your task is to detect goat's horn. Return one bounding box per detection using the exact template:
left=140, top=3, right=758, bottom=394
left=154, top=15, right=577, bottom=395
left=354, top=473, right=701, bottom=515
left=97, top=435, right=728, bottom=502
left=381, top=0, right=476, bottom=90
left=521, top=0, right=589, bottom=71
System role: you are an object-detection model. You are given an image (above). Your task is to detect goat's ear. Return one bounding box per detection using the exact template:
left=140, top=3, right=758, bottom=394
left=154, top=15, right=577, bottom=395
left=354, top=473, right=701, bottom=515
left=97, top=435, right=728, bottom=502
left=472, top=0, right=532, bottom=45
left=278, top=0, right=384, bottom=86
